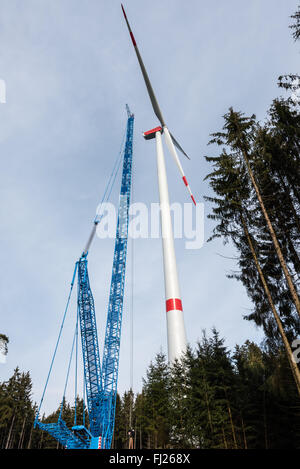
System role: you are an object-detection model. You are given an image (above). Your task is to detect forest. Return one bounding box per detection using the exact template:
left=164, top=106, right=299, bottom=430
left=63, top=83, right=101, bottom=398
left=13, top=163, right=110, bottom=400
left=0, top=5, right=299, bottom=450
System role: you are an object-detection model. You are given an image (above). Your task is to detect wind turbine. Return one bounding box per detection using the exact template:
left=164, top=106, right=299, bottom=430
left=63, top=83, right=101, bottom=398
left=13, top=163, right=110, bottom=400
left=121, top=4, right=196, bottom=363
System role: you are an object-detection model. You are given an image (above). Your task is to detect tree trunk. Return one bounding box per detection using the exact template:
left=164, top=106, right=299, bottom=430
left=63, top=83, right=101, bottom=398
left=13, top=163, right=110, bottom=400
left=243, top=149, right=300, bottom=317
left=154, top=431, right=158, bottom=449
left=202, top=372, right=213, bottom=434
left=9, top=432, right=15, bottom=449
left=39, top=430, right=44, bottom=449
left=222, top=427, right=228, bottom=449
left=5, top=414, right=15, bottom=449
left=227, top=403, right=238, bottom=449
left=241, top=214, right=300, bottom=396
left=27, top=423, right=33, bottom=449
left=18, top=416, right=26, bottom=449
left=241, top=416, right=247, bottom=449
left=140, top=425, right=142, bottom=449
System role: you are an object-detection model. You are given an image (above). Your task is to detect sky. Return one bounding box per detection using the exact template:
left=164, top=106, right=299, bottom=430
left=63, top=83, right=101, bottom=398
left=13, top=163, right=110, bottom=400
left=0, top=0, right=299, bottom=415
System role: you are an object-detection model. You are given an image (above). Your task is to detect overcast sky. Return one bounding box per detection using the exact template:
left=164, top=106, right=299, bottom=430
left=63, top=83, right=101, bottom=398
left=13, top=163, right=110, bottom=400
left=0, top=0, right=299, bottom=415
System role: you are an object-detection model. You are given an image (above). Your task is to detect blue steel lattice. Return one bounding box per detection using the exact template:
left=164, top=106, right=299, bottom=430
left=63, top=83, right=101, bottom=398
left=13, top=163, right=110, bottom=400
left=35, top=109, right=134, bottom=450
left=36, top=419, right=89, bottom=449
left=77, top=257, right=102, bottom=436
left=100, top=112, right=134, bottom=448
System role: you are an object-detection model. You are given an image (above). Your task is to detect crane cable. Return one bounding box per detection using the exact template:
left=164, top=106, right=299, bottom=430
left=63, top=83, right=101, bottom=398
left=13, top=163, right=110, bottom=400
left=34, top=262, right=78, bottom=426
left=83, top=125, right=127, bottom=256
left=58, top=312, right=78, bottom=421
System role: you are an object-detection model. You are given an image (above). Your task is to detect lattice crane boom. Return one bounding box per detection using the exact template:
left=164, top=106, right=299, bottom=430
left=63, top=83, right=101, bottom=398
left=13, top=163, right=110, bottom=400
left=35, top=107, right=135, bottom=450
left=77, top=257, right=102, bottom=436
left=100, top=110, right=134, bottom=448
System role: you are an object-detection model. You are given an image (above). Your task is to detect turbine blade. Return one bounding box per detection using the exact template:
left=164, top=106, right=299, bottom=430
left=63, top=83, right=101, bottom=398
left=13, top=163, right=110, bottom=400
left=121, top=4, right=165, bottom=126
left=121, top=4, right=191, bottom=161
left=169, top=132, right=190, bottom=160
left=164, top=127, right=196, bottom=206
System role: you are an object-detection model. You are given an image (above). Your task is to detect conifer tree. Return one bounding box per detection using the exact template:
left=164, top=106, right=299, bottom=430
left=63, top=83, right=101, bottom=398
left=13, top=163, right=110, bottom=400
left=209, top=108, right=300, bottom=317
left=204, top=127, right=300, bottom=393
left=0, top=334, right=9, bottom=358
left=168, top=352, right=194, bottom=448
left=142, top=352, right=170, bottom=449
left=290, top=4, right=300, bottom=41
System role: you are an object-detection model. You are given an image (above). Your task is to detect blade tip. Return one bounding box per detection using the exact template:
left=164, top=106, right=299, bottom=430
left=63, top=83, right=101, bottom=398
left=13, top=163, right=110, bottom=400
left=121, top=4, right=126, bottom=18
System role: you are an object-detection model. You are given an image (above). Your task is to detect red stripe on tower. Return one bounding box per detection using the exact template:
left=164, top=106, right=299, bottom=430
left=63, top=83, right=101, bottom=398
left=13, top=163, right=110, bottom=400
left=166, top=298, right=183, bottom=312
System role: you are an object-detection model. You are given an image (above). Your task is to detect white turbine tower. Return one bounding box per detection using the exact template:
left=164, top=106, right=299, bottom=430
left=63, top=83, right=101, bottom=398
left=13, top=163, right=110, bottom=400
left=121, top=4, right=196, bottom=363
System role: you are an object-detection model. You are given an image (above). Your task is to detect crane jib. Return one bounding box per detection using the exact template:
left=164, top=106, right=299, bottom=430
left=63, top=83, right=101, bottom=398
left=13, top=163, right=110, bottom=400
left=35, top=110, right=135, bottom=450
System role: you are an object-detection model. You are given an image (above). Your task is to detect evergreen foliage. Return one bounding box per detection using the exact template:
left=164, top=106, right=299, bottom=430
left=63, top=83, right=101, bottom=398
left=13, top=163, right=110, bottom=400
left=2, top=330, right=299, bottom=449
left=115, top=332, right=300, bottom=449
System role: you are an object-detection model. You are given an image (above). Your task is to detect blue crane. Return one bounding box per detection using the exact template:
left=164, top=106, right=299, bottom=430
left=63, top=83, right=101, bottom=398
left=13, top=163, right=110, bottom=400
left=35, top=107, right=134, bottom=449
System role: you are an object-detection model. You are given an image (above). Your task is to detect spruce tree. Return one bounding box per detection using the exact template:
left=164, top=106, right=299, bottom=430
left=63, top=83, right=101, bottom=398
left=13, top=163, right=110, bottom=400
left=142, top=352, right=170, bottom=448
left=204, top=126, right=300, bottom=393
left=210, top=108, right=300, bottom=317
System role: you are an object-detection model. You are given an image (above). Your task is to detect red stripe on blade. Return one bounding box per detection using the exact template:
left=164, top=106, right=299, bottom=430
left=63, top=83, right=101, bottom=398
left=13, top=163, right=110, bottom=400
left=182, top=176, right=188, bottom=186
left=191, top=195, right=196, bottom=206
left=130, top=32, right=137, bottom=47
left=121, top=4, right=127, bottom=19
left=166, top=298, right=183, bottom=312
